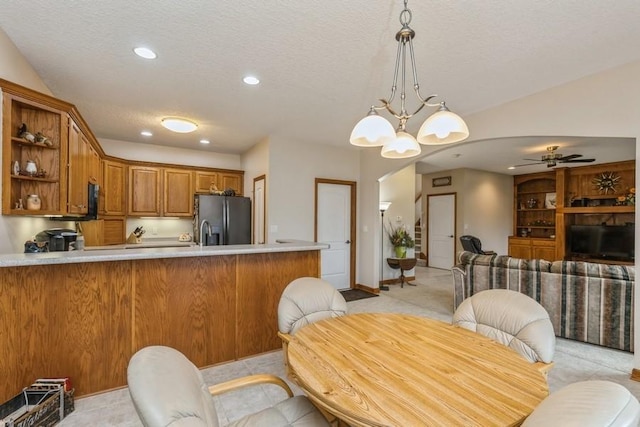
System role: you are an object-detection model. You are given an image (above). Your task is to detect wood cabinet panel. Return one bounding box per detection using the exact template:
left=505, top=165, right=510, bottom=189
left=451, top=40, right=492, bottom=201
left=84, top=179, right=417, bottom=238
left=219, top=172, right=243, bottom=195
left=128, top=166, right=161, bottom=216
left=67, top=119, right=88, bottom=214
left=195, top=171, right=219, bottom=193
left=0, top=250, right=321, bottom=401
left=0, top=262, right=132, bottom=402
left=508, top=237, right=556, bottom=260
left=163, top=168, right=193, bottom=216
left=102, top=160, right=127, bottom=216
left=236, top=251, right=320, bottom=358
left=103, top=217, right=126, bottom=245
left=133, top=257, right=237, bottom=367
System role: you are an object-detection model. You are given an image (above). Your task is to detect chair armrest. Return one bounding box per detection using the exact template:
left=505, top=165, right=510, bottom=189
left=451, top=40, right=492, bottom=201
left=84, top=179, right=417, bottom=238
left=278, top=331, right=292, bottom=344
left=533, top=361, right=554, bottom=378
left=482, top=250, right=497, bottom=255
left=208, top=374, right=294, bottom=398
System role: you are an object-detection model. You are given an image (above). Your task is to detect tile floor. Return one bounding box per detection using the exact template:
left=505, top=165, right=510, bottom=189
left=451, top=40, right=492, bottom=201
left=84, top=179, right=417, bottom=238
left=60, top=267, right=639, bottom=426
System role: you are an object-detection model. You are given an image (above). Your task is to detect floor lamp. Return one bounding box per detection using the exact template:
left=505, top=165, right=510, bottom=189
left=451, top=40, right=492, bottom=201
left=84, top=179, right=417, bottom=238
left=379, top=201, right=392, bottom=291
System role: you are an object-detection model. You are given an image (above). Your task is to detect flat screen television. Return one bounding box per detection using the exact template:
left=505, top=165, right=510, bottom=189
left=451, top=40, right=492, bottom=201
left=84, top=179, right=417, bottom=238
left=567, top=224, right=634, bottom=261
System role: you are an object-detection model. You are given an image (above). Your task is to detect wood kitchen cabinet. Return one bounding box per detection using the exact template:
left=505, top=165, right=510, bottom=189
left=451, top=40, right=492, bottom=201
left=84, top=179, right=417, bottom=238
left=101, top=160, right=127, bottom=216
left=128, top=166, right=161, bottom=216
left=67, top=118, right=88, bottom=214
left=2, top=92, right=66, bottom=215
left=163, top=168, right=193, bottom=217
left=195, top=170, right=244, bottom=195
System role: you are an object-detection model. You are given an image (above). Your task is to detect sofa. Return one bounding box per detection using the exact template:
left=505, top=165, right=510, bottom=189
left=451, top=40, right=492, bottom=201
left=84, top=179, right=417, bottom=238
left=452, top=251, right=635, bottom=352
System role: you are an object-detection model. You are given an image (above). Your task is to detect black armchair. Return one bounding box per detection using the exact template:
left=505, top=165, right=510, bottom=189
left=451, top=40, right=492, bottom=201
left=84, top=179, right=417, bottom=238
left=460, top=235, right=496, bottom=255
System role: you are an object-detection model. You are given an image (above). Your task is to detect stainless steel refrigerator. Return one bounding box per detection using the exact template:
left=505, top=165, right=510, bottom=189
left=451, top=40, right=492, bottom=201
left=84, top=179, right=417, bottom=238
left=194, top=195, right=251, bottom=245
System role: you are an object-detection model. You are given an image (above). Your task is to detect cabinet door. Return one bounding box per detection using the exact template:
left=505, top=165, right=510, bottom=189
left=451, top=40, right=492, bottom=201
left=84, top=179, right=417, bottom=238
left=195, top=171, right=218, bottom=193
left=68, top=119, right=88, bottom=214
left=532, top=240, right=556, bottom=261
left=102, top=160, right=127, bottom=216
left=128, top=166, right=161, bottom=216
left=508, top=238, right=532, bottom=259
left=87, top=143, right=101, bottom=186
left=163, top=168, right=193, bottom=217
left=219, top=172, right=243, bottom=195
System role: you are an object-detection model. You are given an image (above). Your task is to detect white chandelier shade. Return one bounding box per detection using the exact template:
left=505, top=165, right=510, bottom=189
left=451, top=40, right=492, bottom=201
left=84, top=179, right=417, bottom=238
left=417, top=105, right=469, bottom=145
left=349, top=110, right=396, bottom=147
left=380, top=131, right=421, bottom=159
left=349, top=0, right=469, bottom=158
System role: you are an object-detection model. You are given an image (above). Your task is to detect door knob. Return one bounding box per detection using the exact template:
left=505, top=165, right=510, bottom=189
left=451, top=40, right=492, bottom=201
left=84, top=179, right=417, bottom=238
left=448, top=235, right=454, bottom=238
left=345, top=240, right=351, bottom=244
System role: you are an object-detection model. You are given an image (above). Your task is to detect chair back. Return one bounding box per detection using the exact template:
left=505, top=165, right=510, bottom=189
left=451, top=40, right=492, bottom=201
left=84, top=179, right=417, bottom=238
left=128, top=346, right=219, bottom=427
left=460, top=235, right=484, bottom=254
left=453, top=289, right=555, bottom=363
left=278, top=277, right=347, bottom=335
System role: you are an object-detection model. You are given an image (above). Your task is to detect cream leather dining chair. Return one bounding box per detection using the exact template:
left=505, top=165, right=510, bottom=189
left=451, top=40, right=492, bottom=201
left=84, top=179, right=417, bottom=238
left=127, top=345, right=330, bottom=427
left=523, top=380, right=640, bottom=426
left=453, top=288, right=556, bottom=376
left=277, top=277, right=348, bottom=379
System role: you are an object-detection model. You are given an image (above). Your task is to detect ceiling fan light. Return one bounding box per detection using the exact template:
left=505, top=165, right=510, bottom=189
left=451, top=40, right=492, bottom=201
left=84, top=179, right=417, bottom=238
left=350, top=112, right=396, bottom=147
left=417, top=108, right=469, bottom=145
left=380, top=132, right=421, bottom=159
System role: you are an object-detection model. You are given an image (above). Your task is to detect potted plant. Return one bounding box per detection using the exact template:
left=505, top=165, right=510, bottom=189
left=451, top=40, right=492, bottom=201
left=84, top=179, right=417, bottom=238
left=386, top=222, right=415, bottom=258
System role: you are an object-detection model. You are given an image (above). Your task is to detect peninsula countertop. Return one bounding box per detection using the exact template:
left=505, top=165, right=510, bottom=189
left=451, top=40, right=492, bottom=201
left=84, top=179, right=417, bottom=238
left=0, top=240, right=329, bottom=267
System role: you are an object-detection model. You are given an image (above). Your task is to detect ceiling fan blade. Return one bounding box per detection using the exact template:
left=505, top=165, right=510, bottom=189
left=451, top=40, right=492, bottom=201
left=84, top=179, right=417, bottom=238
left=522, top=158, right=543, bottom=162
left=561, top=158, right=595, bottom=163
left=513, top=162, right=544, bottom=167
left=558, top=154, right=582, bottom=161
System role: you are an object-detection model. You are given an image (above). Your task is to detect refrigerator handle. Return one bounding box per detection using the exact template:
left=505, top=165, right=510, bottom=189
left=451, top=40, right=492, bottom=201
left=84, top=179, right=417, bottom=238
left=223, top=200, right=229, bottom=245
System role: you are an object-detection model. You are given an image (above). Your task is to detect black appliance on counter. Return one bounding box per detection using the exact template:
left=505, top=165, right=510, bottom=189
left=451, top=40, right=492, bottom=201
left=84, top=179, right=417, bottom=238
left=51, top=182, right=99, bottom=221
left=34, top=228, right=78, bottom=251
left=194, top=195, right=251, bottom=245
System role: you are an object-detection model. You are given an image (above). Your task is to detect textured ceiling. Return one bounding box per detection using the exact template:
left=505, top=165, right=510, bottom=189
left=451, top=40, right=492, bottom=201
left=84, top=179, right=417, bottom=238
left=0, top=1, right=638, bottom=173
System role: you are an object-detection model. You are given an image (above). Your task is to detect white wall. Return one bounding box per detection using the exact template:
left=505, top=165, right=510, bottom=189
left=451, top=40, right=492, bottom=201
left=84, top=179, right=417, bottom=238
left=0, top=27, right=51, bottom=95
left=267, top=137, right=360, bottom=244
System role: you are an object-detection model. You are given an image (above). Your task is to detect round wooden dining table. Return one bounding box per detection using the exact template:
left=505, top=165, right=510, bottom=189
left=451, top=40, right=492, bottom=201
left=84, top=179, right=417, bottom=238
left=287, top=313, right=549, bottom=427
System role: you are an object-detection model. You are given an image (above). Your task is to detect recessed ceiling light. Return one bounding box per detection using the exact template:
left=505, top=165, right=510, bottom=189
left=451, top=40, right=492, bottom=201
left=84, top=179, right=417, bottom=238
left=134, top=47, right=157, bottom=59
left=200, top=139, right=210, bottom=144
left=161, top=118, right=198, bottom=133
left=141, top=131, right=153, bottom=137
left=243, top=76, right=260, bottom=85
left=508, top=166, right=516, bottom=170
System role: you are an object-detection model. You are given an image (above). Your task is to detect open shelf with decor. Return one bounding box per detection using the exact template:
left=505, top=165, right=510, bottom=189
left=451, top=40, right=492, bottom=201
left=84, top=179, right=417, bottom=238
left=2, top=94, right=65, bottom=215
left=513, top=171, right=557, bottom=239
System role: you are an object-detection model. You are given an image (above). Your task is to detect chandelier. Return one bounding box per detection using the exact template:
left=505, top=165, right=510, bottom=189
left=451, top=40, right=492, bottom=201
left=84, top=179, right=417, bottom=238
left=349, top=0, right=469, bottom=159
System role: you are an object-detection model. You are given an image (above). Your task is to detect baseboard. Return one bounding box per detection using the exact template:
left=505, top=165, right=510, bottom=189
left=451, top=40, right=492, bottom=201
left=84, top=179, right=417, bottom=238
left=630, top=369, right=640, bottom=382
left=355, top=283, right=380, bottom=295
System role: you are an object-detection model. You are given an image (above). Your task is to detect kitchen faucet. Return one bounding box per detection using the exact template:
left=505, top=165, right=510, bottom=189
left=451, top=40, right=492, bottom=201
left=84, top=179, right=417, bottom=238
left=199, top=219, right=212, bottom=247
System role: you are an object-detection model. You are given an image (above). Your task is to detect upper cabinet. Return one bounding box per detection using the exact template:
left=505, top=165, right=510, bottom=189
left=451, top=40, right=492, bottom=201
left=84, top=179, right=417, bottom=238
left=195, top=170, right=243, bottom=195
left=163, top=168, right=193, bottom=217
left=2, top=93, right=66, bottom=215
left=128, top=166, right=161, bottom=216
left=67, top=118, right=88, bottom=214
left=101, top=160, right=127, bottom=216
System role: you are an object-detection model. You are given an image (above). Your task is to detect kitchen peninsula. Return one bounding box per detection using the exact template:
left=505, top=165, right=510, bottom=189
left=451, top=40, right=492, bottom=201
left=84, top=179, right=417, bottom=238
left=0, top=241, right=327, bottom=402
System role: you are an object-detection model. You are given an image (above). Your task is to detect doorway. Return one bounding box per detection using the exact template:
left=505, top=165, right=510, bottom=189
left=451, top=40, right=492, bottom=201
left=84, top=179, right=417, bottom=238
left=427, top=193, right=456, bottom=269
left=315, top=179, right=356, bottom=290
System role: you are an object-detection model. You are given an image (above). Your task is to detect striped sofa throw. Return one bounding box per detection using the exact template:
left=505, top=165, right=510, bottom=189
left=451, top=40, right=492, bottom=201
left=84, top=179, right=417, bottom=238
left=452, top=251, right=635, bottom=352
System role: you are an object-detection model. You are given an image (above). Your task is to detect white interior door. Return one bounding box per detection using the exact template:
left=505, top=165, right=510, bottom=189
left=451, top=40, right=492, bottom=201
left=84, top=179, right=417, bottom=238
left=428, top=194, right=456, bottom=269
left=253, top=176, right=265, bottom=244
left=317, top=183, right=351, bottom=290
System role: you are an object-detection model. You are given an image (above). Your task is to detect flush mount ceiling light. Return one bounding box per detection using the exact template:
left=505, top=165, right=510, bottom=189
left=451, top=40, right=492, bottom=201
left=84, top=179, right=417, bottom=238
left=161, top=117, right=198, bottom=133
left=243, top=76, right=260, bottom=85
left=140, top=131, right=153, bottom=137
left=200, top=139, right=210, bottom=144
left=133, top=47, right=157, bottom=59
left=350, top=0, right=469, bottom=159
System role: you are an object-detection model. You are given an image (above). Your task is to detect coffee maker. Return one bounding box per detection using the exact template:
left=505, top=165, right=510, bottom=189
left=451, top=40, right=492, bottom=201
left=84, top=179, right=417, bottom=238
left=35, top=228, right=78, bottom=251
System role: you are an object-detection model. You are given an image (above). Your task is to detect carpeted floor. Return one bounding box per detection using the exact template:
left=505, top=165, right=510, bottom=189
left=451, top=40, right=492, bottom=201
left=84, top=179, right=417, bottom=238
left=340, top=289, right=378, bottom=302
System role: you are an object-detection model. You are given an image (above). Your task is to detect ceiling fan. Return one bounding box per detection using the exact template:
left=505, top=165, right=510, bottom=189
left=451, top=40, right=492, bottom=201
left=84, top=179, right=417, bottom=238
left=514, top=145, right=596, bottom=168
